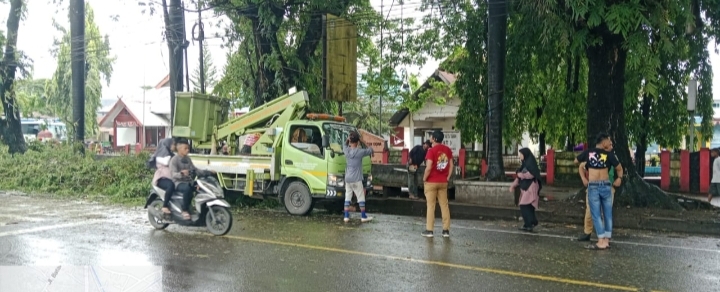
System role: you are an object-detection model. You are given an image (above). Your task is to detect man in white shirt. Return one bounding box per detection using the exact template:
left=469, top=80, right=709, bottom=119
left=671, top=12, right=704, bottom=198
left=710, top=148, right=720, bottom=202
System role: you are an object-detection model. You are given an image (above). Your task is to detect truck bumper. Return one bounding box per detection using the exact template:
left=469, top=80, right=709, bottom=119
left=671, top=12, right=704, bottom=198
left=322, top=186, right=345, bottom=199
left=321, top=185, right=373, bottom=200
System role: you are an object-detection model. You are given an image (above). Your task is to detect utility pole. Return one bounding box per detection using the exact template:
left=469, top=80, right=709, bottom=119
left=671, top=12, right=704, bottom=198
left=193, top=1, right=206, bottom=93
left=70, top=0, right=86, bottom=148
left=379, top=0, right=383, bottom=123
left=164, top=0, right=186, bottom=131
left=182, top=4, right=190, bottom=92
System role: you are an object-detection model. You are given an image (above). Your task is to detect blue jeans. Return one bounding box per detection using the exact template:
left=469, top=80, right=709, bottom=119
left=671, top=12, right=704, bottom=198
left=588, top=181, right=613, bottom=239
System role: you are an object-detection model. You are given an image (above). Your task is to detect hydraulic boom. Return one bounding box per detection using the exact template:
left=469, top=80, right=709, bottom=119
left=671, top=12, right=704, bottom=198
left=173, top=90, right=310, bottom=155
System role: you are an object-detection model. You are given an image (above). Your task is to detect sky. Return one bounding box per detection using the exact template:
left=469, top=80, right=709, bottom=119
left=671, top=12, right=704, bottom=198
left=0, top=0, right=717, bottom=108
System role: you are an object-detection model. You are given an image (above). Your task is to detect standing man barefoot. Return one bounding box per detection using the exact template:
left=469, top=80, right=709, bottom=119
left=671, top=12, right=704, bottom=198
left=577, top=133, right=623, bottom=250
left=575, top=140, right=616, bottom=242
left=421, top=130, right=454, bottom=238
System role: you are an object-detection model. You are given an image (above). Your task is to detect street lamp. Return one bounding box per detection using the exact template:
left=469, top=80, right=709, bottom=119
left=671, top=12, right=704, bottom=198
left=687, top=78, right=697, bottom=151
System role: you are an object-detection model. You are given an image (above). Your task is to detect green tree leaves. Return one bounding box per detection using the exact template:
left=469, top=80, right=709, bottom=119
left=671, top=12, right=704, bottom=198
left=191, top=43, right=219, bottom=93
left=44, top=3, right=115, bottom=139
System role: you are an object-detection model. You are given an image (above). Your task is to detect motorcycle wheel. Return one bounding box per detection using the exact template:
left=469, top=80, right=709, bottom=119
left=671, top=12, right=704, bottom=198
left=147, top=200, right=170, bottom=230
left=205, top=206, right=233, bottom=236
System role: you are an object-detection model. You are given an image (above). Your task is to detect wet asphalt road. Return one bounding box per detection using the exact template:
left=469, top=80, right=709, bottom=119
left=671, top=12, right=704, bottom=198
left=1, top=193, right=720, bottom=292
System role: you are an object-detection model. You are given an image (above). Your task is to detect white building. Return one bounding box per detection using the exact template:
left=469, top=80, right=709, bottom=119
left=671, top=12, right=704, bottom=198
left=97, top=76, right=173, bottom=148
left=388, top=69, right=531, bottom=155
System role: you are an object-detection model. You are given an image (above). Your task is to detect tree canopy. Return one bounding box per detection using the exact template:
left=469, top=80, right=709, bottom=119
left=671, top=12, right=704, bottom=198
left=44, top=2, right=115, bottom=138
left=191, top=43, right=219, bottom=93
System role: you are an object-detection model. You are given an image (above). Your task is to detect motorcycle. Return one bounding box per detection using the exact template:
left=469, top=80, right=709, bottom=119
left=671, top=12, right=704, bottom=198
left=144, top=173, right=233, bottom=236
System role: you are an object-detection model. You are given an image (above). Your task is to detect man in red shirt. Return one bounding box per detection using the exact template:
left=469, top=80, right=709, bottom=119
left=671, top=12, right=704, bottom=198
left=422, top=130, right=454, bottom=238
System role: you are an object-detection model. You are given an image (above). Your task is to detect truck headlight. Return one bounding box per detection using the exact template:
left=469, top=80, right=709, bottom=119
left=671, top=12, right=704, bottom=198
left=328, top=174, right=344, bottom=187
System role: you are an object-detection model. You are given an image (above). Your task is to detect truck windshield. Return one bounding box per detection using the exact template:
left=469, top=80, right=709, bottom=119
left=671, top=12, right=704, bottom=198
left=322, top=123, right=361, bottom=154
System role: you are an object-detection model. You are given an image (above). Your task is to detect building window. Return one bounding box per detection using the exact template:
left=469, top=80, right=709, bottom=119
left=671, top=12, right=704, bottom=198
left=144, top=127, right=168, bottom=147
left=145, top=127, right=158, bottom=147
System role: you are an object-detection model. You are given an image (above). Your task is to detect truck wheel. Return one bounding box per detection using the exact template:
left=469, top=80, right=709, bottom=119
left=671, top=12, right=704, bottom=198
left=283, top=181, right=314, bottom=216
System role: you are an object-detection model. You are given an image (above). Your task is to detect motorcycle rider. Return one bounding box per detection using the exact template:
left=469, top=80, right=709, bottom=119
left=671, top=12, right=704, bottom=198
left=170, top=138, right=215, bottom=220
left=148, top=138, right=176, bottom=215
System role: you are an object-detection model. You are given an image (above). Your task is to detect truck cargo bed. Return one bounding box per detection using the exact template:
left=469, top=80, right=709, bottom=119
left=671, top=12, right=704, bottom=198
left=371, top=164, right=457, bottom=189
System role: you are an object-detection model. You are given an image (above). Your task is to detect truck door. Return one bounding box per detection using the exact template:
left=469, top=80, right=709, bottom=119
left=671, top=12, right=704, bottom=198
left=281, top=124, right=328, bottom=195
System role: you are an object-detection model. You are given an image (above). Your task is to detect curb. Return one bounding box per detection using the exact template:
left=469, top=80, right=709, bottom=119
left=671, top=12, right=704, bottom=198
left=365, top=197, right=720, bottom=236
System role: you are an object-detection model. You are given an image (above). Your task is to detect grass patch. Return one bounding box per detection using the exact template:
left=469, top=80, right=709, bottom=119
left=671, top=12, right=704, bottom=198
left=0, top=142, right=153, bottom=204
left=0, top=142, right=286, bottom=210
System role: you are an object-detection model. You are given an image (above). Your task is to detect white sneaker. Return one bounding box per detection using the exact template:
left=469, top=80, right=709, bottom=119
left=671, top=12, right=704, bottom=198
left=343, top=217, right=350, bottom=223
left=361, top=216, right=373, bottom=223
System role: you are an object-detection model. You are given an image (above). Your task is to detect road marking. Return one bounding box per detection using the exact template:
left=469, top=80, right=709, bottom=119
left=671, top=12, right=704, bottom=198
left=0, top=214, right=46, bottom=222
left=219, top=234, right=642, bottom=291
left=0, top=221, right=99, bottom=238
left=382, top=218, right=720, bottom=253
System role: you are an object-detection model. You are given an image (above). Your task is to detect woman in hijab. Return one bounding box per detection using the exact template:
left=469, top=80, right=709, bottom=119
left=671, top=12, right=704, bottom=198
left=509, top=148, right=542, bottom=232
left=149, top=138, right=176, bottom=214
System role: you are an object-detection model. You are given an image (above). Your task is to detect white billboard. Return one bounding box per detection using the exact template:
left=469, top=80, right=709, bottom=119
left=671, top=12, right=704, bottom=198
left=424, top=130, right=462, bottom=157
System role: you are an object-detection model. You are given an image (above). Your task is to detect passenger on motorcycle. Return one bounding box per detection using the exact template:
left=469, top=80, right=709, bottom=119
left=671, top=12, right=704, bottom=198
left=148, top=138, right=176, bottom=215
left=170, top=138, right=216, bottom=220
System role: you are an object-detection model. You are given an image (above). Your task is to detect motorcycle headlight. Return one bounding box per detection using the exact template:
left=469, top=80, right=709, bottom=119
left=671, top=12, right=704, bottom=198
left=328, top=174, right=344, bottom=187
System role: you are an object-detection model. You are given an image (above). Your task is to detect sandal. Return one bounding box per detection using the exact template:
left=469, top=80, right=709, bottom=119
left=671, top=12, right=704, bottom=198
left=585, top=243, right=609, bottom=250
left=182, top=212, right=191, bottom=220
left=161, top=207, right=171, bottom=214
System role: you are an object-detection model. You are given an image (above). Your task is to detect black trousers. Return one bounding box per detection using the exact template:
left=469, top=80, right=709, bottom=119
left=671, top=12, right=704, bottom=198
left=240, top=145, right=252, bottom=154
left=156, top=178, right=175, bottom=208
left=176, top=183, right=194, bottom=212
left=519, top=204, right=538, bottom=228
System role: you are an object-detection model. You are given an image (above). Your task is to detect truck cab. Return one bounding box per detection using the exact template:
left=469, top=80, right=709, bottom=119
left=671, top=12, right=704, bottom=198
left=282, top=120, right=371, bottom=190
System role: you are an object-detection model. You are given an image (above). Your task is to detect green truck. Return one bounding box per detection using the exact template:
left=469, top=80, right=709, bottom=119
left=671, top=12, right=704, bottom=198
left=171, top=89, right=373, bottom=216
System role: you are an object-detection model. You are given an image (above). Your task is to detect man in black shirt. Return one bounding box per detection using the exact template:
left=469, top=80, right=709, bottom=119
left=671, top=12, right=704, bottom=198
left=575, top=145, right=618, bottom=242
left=408, top=140, right=432, bottom=199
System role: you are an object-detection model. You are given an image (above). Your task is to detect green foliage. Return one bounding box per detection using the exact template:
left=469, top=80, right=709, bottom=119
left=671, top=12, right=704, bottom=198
left=192, top=43, right=219, bottom=93
left=15, top=78, right=49, bottom=117
left=405, top=78, right=453, bottom=112
left=343, top=96, right=394, bottom=136
left=211, top=0, right=382, bottom=112
left=444, top=9, right=487, bottom=145
left=352, top=68, right=409, bottom=135
left=0, top=142, right=153, bottom=203
left=44, top=2, right=115, bottom=139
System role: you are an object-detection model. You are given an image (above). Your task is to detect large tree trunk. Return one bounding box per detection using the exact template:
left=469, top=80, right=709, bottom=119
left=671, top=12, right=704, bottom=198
left=634, top=93, right=652, bottom=177
left=536, top=105, right=546, bottom=155
left=250, top=11, right=286, bottom=107
left=564, top=53, right=574, bottom=151
left=485, top=0, right=508, bottom=181
left=0, top=0, right=27, bottom=154
left=585, top=26, right=680, bottom=210
left=563, top=53, right=581, bottom=151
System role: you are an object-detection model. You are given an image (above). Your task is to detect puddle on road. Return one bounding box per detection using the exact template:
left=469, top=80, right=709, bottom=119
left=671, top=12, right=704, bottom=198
left=19, top=236, right=65, bottom=265
left=98, top=249, right=154, bottom=266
